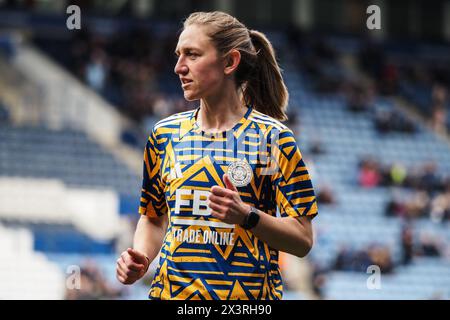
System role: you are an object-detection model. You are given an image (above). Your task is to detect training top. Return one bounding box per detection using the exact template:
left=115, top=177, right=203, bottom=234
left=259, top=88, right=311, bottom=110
left=139, top=105, right=318, bottom=300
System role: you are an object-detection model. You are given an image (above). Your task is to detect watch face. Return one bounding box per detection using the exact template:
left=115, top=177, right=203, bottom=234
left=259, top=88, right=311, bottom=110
left=247, top=209, right=260, bottom=228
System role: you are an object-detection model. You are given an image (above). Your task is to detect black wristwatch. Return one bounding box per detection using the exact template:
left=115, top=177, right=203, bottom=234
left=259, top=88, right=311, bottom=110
left=241, top=206, right=260, bottom=230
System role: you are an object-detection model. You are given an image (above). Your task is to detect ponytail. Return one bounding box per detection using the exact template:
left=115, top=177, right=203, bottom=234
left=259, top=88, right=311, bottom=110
left=244, top=30, right=289, bottom=121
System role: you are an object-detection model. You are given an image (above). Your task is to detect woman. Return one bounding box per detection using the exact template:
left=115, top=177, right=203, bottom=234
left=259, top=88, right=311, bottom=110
left=116, top=11, right=318, bottom=300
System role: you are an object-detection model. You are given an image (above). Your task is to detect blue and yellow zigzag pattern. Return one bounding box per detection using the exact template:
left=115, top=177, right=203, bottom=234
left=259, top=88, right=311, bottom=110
left=139, top=106, right=317, bottom=300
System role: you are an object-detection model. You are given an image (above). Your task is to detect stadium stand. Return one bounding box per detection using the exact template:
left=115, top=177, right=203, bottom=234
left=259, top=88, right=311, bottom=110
left=0, top=11, right=449, bottom=299
left=0, top=224, right=65, bottom=299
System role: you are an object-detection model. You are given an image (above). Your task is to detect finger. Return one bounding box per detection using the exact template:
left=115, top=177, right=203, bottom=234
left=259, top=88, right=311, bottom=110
left=211, top=210, right=225, bottom=220
left=120, top=252, right=134, bottom=268
left=116, top=265, right=132, bottom=285
left=117, top=273, right=126, bottom=284
left=118, top=259, right=140, bottom=277
left=223, top=174, right=238, bottom=192
left=211, top=185, right=234, bottom=198
left=207, top=201, right=227, bottom=214
left=120, top=255, right=144, bottom=272
left=123, top=251, right=146, bottom=269
left=128, top=262, right=145, bottom=273
left=117, top=258, right=130, bottom=274
left=116, top=265, right=128, bottom=281
left=127, top=248, right=146, bottom=263
left=121, top=266, right=141, bottom=278
left=208, top=194, right=233, bottom=207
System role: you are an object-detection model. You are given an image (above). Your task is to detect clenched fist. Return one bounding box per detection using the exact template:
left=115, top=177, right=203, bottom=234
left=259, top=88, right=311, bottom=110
left=116, top=248, right=150, bottom=285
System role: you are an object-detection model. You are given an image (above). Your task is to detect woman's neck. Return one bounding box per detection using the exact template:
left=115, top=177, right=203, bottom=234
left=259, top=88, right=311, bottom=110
left=197, top=88, right=247, bottom=134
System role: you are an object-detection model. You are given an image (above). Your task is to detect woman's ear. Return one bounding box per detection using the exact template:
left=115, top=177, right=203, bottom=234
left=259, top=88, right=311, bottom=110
left=224, top=49, right=241, bottom=75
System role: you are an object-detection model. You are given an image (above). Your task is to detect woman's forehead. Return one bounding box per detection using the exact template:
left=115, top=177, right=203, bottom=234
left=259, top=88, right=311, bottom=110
left=176, top=25, right=212, bottom=51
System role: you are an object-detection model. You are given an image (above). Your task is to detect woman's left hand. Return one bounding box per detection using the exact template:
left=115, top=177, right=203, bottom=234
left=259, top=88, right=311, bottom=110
left=207, top=174, right=251, bottom=225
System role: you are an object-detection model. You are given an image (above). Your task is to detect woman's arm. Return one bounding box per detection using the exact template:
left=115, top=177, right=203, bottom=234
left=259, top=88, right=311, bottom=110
left=246, top=211, right=313, bottom=257
left=116, top=214, right=168, bottom=285
left=134, top=214, right=168, bottom=263
left=207, top=174, right=314, bottom=258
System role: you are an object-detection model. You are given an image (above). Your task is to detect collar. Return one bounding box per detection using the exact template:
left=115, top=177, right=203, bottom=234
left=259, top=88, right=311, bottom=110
left=179, top=106, right=253, bottom=140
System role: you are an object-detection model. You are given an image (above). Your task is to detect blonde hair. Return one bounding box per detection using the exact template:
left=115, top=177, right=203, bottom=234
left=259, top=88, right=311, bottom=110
left=183, top=11, right=289, bottom=121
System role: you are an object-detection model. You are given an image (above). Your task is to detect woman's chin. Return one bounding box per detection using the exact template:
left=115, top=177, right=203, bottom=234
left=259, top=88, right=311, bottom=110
left=183, top=92, right=199, bottom=101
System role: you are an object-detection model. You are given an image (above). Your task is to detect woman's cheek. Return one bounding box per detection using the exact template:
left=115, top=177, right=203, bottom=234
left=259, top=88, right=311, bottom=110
left=203, top=72, right=224, bottom=91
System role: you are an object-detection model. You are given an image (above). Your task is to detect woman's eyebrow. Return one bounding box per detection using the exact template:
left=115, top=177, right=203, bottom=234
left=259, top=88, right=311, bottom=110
left=174, top=46, right=201, bottom=55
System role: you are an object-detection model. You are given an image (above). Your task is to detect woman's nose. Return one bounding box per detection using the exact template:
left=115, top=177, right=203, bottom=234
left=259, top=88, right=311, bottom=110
left=174, top=61, right=188, bottom=75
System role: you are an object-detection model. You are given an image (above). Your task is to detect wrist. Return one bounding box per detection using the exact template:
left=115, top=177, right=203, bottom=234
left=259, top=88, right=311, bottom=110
left=240, top=205, right=260, bottom=230
left=241, top=204, right=251, bottom=225
left=143, top=255, right=150, bottom=273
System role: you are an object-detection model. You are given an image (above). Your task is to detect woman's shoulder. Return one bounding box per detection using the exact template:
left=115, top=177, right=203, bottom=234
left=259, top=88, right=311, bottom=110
left=151, top=108, right=197, bottom=134
left=248, top=109, right=302, bottom=149
left=249, top=108, right=292, bottom=134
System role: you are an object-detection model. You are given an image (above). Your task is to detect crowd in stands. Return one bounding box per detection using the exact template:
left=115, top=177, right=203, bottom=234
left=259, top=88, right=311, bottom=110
left=294, top=33, right=450, bottom=136
left=64, top=28, right=182, bottom=122
left=287, top=30, right=450, bottom=296
left=401, top=225, right=448, bottom=263
left=333, top=244, right=394, bottom=274
left=373, top=109, right=417, bottom=134
left=356, top=156, right=450, bottom=223
left=358, top=40, right=450, bottom=133
left=65, top=260, right=125, bottom=300
left=32, top=25, right=195, bottom=131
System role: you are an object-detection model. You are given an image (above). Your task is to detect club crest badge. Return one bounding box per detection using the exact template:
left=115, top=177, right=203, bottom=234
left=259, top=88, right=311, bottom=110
left=227, top=159, right=253, bottom=187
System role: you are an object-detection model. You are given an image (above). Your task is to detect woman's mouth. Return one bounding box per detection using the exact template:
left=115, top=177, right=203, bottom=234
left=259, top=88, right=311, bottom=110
left=181, top=78, right=193, bottom=88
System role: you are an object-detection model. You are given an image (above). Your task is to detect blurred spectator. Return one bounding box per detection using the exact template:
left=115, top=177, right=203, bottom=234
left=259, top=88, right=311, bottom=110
left=65, top=260, right=124, bottom=300
left=404, top=189, right=430, bottom=219
left=279, top=252, right=318, bottom=299
left=390, top=162, right=407, bottom=186
left=430, top=183, right=450, bottom=223
left=374, top=109, right=416, bottom=134
left=358, top=41, right=399, bottom=95
left=380, top=162, right=408, bottom=187
left=367, top=158, right=448, bottom=197
left=430, top=84, right=448, bottom=135
left=386, top=187, right=432, bottom=220
left=401, top=225, right=414, bottom=265
left=333, top=246, right=354, bottom=271
left=418, top=161, right=439, bottom=193
left=358, top=41, right=384, bottom=81
left=316, top=185, right=336, bottom=205
left=346, top=81, right=374, bottom=113
left=0, top=103, right=10, bottom=123
left=374, top=109, right=393, bottom=134
left=385, top=190, right=407, bottom=217
left=358, top=157, right=381, bottom=188
left=367, top=245, right=394, bottom=274
left=431, top=106, right=447, bottom=135
left=334, top=245, right=394, bottom=274
left=310, top=263, right=327, bottom=300
left=417, top=232, right=443, bottom=258
left=85, top=48, right=109, bottom=92
left=309, top=138, right=326, bottom=156
left=379, top=63, right=399, bottom=95
left=286, top=23, right=305, bottom=56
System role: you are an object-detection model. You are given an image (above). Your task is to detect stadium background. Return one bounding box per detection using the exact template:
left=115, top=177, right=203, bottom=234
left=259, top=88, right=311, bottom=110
left=0, top=0, right=449, bottom=300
